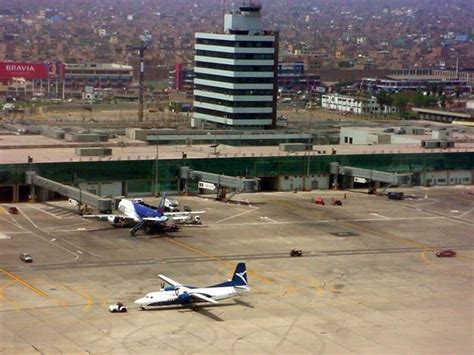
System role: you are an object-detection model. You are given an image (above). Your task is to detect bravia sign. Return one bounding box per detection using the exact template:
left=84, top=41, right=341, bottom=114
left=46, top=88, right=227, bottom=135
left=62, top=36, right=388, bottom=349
left=0, top=62, right=65, bottom=80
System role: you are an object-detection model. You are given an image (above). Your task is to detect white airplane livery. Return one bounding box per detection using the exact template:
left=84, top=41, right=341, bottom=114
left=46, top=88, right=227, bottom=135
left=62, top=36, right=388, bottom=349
left=83, top=194, right=203, bottom=236
left=134, top=263, right=250, bottom=309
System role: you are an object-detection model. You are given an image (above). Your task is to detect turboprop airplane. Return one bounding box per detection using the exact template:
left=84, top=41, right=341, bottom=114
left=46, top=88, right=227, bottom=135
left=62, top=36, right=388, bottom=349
left=134, top=262, right=250, bottom=310
left=83, top=194, right=203, bottom=236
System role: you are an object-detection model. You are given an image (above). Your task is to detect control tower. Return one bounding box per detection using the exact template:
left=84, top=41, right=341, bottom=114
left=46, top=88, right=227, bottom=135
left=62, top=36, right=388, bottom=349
left=193, top=3, right=278, bottom=128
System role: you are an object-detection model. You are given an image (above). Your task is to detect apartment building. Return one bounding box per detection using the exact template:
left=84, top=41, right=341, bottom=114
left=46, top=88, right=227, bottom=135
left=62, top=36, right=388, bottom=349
left=321, top=93, right=398, bottom=115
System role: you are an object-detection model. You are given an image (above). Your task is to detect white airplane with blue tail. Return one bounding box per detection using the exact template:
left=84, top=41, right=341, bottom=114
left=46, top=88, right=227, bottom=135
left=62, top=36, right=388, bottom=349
left=134, top=262, right=250, bottom=309
left=83, top=193, right=203, bottom=236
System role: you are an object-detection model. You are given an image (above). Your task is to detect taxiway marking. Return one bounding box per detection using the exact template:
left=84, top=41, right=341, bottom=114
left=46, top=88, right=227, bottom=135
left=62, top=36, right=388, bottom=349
left=165, top=237, right=273, bottom=285
left=459, top=207, right=474, bottom=218
left=209, top=216, right=444, bottom=228
left=66, top=286, right=93, bottom=311
left=215, top=208, right=257, bottom=224
left=420, top=249, right=436, bottom=265
left=0, top=269, right=48, bottom=298
left=369, top=213, right=390, bottom=220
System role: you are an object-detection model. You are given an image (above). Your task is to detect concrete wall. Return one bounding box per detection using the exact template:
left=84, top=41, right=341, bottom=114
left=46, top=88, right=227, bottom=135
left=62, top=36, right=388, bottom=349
left=277, top=174, right=329, bottom=191
left=422, top=170, right=472, bottom=186
left=340, top=127, right=370, bottom=144
left=99, top=182, right=123, bottom=197
left=391, top=135, right=422, bottom=144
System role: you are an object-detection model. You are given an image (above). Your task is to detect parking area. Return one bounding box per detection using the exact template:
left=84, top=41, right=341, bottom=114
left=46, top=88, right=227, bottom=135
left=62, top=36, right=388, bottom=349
left=0, top=186, right=473, bottom=353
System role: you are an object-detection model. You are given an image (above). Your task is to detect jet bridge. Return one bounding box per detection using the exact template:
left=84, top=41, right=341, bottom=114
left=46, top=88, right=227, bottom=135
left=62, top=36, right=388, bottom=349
left=26, top=171, right=113, bottom=213
left=180, top=167, right=260, bottom=200
left=330, top=163, right=412, bottom=188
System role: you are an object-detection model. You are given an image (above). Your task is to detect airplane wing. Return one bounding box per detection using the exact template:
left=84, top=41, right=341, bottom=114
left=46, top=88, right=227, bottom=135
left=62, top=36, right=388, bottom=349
left=142, top=216, right=168, bottom=222
left=190, top=292, right=218, bottom=304
left=165, top=211, right=206, bottom=216
left=82, top=214, right=133, bottom=221
left=158, top=274, right=182, bottom=287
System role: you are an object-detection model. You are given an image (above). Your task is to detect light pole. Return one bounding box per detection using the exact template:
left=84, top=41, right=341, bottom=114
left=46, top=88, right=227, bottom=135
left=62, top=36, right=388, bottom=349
left=154, top=134, right=159, bottom=196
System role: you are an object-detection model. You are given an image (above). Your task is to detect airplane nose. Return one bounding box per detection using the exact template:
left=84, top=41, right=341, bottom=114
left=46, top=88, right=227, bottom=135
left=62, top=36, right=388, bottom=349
left=134, top=297, right=144, bottom=305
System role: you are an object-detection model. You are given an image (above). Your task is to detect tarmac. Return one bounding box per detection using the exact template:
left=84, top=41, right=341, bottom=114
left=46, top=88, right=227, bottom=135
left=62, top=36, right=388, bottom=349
left=0, top=186, right=473, bottom=354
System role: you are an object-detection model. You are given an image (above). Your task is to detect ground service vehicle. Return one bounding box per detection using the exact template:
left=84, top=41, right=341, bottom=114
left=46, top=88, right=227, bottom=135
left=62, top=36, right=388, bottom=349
left=20, top=253, right=33, bottom=262
left=388, top=192, right=404, bottom=200
left=8, top=206, right=19, bottom=214
left=290, top=249, right=303, bottom=257
left=436, top=250, right=457, bottom=257
left=315, top=197, right=325, bottom=205
left=109, top=302, right=127, bottom=313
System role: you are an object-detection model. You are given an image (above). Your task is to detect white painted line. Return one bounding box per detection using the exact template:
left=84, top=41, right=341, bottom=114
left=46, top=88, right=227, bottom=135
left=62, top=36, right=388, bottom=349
left=0, top=231, right=33, bottom=234
left=459, top=207, right=474, bottom=218
left=369, top=213, right=390, bottom=220
left=259, top=216, right=278, bottom=223
left=209, top=216, right=445, bottom=228
left=29, top=204, right=63, bottom=219
left=215, top=208, right=257, bottom=224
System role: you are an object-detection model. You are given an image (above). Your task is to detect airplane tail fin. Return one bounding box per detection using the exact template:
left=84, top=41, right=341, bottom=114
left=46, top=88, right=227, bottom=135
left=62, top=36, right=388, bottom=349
left=157, top=192, right=167, bottom=212
left=231, top=262, right=248, bottom=287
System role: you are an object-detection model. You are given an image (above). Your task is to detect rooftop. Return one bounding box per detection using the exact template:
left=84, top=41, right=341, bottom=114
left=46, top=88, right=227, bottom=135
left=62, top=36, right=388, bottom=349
left=1, top=134, right=473, bottom=164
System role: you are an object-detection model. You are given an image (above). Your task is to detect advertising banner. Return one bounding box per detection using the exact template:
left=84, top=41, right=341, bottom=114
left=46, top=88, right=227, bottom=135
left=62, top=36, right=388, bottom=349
left=0, top=62, right=65, bottom=80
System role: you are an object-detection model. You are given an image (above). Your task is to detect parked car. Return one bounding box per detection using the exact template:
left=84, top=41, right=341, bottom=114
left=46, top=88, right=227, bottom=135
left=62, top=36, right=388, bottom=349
left=109, top=302, right=127, bottom=313
left=2, top=103, right=15, bottom=111
left=436, top=250, right=457, bottom=257
left=19, top=253, right=33, bottom=262
left=331, top=199, right=343, bottom=206
left=8, top=206, right=19, bottom=214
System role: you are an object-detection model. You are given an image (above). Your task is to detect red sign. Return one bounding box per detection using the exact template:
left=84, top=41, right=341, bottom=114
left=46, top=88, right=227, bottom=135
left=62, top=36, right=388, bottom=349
left=0, top=62, right=65, bottom=80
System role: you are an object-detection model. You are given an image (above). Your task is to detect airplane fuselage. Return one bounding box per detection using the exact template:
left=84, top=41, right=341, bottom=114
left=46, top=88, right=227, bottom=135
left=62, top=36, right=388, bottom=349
left=135, top=286, right=249, bottom=309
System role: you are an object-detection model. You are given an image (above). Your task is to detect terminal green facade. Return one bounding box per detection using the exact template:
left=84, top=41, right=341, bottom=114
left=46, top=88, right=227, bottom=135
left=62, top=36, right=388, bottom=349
left=0, top=151, right=472, bottom=202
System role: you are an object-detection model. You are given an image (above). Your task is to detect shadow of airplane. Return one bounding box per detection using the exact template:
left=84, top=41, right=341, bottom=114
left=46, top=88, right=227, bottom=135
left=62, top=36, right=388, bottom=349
left=135, top=303, right=240, bottom=322
left=233, top=299, right=254, bottom=309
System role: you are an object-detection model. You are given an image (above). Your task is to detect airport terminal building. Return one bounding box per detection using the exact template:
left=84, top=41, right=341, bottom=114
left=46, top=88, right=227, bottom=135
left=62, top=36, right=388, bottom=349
left=193, top=4, right=278, bottom=128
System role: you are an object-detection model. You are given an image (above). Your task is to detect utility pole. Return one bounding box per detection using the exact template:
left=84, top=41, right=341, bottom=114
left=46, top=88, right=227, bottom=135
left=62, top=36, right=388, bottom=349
left=138, top=40, right=146, bottom=122
left=129, top=33, right=152, bottom=122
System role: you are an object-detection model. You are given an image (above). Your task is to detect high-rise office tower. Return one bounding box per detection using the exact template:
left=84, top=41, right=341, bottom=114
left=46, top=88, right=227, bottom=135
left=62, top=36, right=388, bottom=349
left=193, top=3, right=278, bottom=128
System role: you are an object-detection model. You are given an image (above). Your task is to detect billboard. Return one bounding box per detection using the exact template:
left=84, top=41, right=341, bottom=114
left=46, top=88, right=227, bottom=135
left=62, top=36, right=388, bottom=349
left=0, top=62, right=65, bottom=80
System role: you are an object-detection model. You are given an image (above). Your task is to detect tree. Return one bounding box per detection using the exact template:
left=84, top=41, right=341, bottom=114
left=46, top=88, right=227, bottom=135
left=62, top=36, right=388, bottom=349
left=376, top=90, right=394, bottom=114
left=338, top=60, right=352, bottom=68
left=392, top=92, right=410, bottom=117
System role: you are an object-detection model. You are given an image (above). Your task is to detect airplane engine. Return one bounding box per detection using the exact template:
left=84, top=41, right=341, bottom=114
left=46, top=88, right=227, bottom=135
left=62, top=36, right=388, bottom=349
left=108, top=215, right=125, bottom=227
left=193, top=215, right=202, bottom=225
left=175, top=287, right=192, bottom=302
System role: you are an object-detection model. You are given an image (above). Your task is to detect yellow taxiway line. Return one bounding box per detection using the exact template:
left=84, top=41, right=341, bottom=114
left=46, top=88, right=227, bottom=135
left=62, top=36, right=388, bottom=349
left=165, top=237, right=273, bottom=285
left=0, top=269, right=48, bottom=298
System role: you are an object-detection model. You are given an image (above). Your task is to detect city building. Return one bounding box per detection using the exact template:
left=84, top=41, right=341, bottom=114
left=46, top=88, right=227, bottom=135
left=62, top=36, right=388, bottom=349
left=360, top=77, right=469, bottom=93
left=169, top=63, right=194, bottom=91
left=278, top=60, right=320, bottom=92
left=193, top=4, right=278, bottom=128
left=64, top=63, right=133, bottom=93
left=321, top=94, right=398, bottom=115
